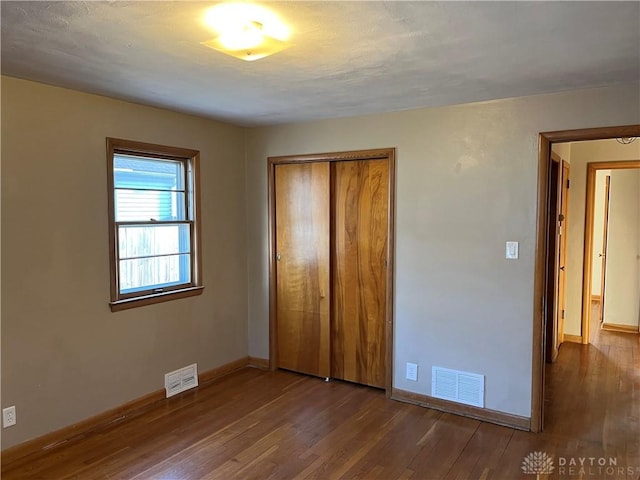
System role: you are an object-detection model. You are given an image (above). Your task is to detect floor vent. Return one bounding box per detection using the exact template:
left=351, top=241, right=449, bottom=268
left=432, top=366, right=484, bottom=408
left=165, top=363, right=199, bottom=398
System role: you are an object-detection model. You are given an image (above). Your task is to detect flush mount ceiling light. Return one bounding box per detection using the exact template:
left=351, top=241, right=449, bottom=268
left=616, top=137, right=637, bottom=145
left=201, top=3, right=291, bottom=61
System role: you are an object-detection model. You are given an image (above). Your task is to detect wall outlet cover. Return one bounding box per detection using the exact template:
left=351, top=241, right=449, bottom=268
left=406, top=362, right=418, bottom=381
left=3, top=406, right=16, bottom=428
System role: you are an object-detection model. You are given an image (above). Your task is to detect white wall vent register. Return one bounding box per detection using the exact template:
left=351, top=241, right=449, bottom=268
left=432, top=366, right=484, bottom=408
left=165, top=363, right=199, bottom=398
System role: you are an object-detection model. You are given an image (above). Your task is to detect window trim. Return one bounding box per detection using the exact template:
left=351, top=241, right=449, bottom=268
left=106, top=138, right=203, bottom=312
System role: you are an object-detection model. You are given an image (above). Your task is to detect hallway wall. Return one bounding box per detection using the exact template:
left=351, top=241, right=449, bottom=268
left=563, top=139, right=640, bottom=337
left=603, top=168, right=640, bottom=328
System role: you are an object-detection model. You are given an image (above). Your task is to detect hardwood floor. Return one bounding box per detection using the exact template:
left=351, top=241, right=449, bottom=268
left=3, top=323, right=639, bottom=479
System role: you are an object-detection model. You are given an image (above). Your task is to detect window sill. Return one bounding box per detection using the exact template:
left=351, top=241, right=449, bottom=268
left=109, top=286, right=204, bottom=312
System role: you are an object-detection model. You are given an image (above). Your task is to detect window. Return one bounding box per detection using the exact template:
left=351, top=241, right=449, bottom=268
left=107, top=138, right=203, bottom=311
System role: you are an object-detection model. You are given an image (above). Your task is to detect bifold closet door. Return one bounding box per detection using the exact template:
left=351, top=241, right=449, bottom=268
left=275, top=163, right=331, bottom=378
left=332, top=159, right=389, bottom=388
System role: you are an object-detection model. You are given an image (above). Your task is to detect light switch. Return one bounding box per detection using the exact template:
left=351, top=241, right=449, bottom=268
left=506, top=241, right=519, bottom=259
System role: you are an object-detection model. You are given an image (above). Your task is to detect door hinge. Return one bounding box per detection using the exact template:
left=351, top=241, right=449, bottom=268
left=558, top=213, right=565, bottom=222
left=561, top=309, right=565, bottom=319
left=566, top=179, right=570, bottom=189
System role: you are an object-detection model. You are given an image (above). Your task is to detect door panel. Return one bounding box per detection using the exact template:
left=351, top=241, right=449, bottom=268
left=332, top=159, right=388, bottom=388
left=599, top=175, right=611, bottom=324
left=556, top=160, right=570, bottom=345
left=275, top=163, right=331, bottom=378
left=545, top=159, right=560, bottom=363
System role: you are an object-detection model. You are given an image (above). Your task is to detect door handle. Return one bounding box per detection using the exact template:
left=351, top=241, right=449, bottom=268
left=276, top=252, right=282, bottom=262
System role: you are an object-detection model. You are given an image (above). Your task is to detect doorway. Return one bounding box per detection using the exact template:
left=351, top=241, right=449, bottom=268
left=267, top=148, right=396, bottom=394
left=531, top=125, right=640, bottom=432
left=584, top=162, right=640, bottom=338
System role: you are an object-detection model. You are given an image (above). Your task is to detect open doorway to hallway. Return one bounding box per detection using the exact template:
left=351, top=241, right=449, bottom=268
left=585, top=162, right=640, bottom=339
left=534, top=129, right=640, bottom=467
left=531, top=125, right=640, bottom=433
left=550, top=139, right=640, bottom=347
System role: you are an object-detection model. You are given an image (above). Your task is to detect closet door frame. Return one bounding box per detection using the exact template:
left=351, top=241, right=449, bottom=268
left=267, top=148, right=396, bottom=396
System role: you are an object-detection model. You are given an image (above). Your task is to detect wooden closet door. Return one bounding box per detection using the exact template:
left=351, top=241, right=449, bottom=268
left=332, top=159, right=389, bottom=388
left=275, top=163, right=331, bottom=378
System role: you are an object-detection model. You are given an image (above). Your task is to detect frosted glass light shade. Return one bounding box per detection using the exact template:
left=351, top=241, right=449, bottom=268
left=201, top=34, right=289, bottom=61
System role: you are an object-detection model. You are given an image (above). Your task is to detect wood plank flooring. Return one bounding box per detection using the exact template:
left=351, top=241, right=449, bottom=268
left=3, top=321, right=639, bottom=479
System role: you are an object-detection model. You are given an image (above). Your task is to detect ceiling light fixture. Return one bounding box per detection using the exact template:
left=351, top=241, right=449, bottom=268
left=616, top=137, right=637, bottom=145
left=201, top=3, right=291, bottom=61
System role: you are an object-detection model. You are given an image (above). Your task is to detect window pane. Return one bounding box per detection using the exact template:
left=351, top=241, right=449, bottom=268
left=115, top=190, right=186, bottom=221
left=114, top=155, right=184, bottom=191
left=119, top=224, right=190, bottom=259
left=119, top=254, right=191, bottom=293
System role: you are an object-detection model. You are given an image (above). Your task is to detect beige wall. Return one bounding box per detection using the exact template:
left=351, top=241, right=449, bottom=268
left=603, top=169, right=640, bottom=328
left=552, top=142, right=572, bottom=163
left=1, top=76, right=249, bottom=449
left=563, top=140, right=640, bottom=336
left=245, top=83, right=640, bottom=418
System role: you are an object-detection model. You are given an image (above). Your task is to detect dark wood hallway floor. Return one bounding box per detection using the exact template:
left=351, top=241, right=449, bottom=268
left=3, top=325, right=639, bottom=479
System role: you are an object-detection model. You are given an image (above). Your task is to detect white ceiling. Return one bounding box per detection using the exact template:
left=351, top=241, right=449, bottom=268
left=2, top=1, right=639, bottom=127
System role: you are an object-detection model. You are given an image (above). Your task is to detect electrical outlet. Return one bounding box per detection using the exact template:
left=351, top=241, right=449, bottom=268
left=3, top=406, right=16, bottom=428
left=406, top=362, right=418, bottom=381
